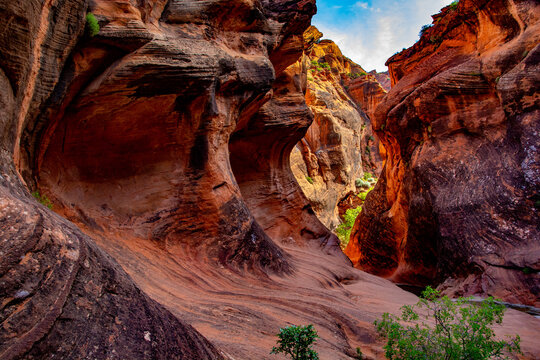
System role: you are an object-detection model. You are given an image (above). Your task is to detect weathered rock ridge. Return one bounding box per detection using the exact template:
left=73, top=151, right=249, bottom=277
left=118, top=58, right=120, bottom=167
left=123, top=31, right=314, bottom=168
left=346, top=0, right=540, bottom=307
left=291, top=27, right=384, bottom=229
left=1, top=0, right=540, bottom=359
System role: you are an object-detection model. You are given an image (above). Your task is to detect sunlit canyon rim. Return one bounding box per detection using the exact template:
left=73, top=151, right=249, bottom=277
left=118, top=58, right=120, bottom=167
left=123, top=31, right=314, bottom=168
left=0, top=0, right=538, bottom=359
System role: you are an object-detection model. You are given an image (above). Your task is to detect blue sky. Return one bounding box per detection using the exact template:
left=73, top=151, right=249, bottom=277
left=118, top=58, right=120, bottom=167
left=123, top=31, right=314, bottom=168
left=312, top=0, right=453, bottom=72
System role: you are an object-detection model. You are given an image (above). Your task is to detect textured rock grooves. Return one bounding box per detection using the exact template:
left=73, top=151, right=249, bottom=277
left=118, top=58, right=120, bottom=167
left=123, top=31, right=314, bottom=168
left=346, top=0, right=540, bottom=307
left=1, top=1, right=540, bottom=359
left=290, top=27, right=384, bottom=229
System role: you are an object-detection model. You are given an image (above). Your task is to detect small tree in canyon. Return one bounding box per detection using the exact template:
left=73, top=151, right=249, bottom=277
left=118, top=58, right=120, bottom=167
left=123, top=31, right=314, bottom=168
left=374, top=287, right=521, bottom=360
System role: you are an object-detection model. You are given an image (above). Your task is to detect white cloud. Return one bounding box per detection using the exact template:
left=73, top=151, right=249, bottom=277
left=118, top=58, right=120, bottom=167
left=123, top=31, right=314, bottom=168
left=313, top=0, right=452, bottom=72
left=354, top=2, right=369, bottom=9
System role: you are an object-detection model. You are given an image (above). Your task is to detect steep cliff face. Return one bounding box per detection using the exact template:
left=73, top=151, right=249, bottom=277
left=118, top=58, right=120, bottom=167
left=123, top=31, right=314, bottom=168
left=0, top=1, right=407, bottom=359
left=290, top=27, right=383, bottom=229
left=0, top=1, right=223, bottom=358
left=346, top=0, right=540, bottom=307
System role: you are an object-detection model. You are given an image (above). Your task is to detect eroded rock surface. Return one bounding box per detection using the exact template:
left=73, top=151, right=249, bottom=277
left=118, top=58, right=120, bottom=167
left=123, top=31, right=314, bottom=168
left=1, top=0, right=540, bottom=359
left=0, top=1, right=223, bottom=358
left=290, top=27, right=383, bottom=229
left=346, top=0, right=540, bottom=307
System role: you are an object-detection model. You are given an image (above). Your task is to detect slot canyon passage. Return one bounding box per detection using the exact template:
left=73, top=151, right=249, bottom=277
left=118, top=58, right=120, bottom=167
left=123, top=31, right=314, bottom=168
left=0, top=0, right=539, bottom=359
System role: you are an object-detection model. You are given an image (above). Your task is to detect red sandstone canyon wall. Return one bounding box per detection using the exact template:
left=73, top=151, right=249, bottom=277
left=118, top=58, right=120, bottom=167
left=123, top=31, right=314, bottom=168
left=346, top=0, right=540, bottom=307
left=291, top=26, right=384, bottom=229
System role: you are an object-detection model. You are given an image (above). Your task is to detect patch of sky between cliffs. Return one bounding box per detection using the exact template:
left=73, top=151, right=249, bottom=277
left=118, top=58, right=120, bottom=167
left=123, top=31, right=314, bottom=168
left=312, top=0, right=456, bottom=72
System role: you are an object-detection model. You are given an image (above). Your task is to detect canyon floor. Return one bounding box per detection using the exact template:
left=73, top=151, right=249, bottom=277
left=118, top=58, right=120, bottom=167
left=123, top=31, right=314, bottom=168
left=85, top=223, right=540, bottom=360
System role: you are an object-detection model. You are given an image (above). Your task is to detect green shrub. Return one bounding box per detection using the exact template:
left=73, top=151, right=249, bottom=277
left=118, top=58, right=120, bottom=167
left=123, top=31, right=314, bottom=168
left=310, top=60, right=331, bottom=72
left=419, top=24, right=433, bottom=37
left=86, top=12, right=100, bottom=37
left=336, top=206, right=362, bottom=249
left=358, top=192, right=368, bottom=201
left=348, top=71, right=367, bottom=79
left=306, top=176, right=314, bottom=184
left=32, top=190, right=53, bottom=209
left=449, top=0, right=459, bottom=10
left=522, top=267, right=537, bottom=274
left=271, top=324, right=319, bottom=360
left=363, top=172, right=373, bottom=180
left=355, top=347, right=363, bottom=359
left=375, top=287, right=522, bottom=360
left=355, top=178, right=370, bottom=188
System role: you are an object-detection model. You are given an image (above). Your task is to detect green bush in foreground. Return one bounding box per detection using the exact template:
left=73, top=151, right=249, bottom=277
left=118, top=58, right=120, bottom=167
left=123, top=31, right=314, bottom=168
left=306, top=176, right=314, bottom=184
left=375, top=287, right=521, bottom=360
left=271, top=324, right=319, bottom=360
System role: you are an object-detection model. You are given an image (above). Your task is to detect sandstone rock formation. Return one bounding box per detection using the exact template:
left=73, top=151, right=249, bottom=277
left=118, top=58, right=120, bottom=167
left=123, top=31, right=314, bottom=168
left=370, top=71, right=391, bottom=92
left=346, top=0, right=540, bottom=308
left=290, top=27, right=383, bottom=229
left=2, top=0, right=540, bottom=359
left=0, top=1, right=223, bottom=358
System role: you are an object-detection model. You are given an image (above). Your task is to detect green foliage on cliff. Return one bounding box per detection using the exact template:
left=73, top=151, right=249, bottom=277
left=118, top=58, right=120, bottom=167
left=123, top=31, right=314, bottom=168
left=375, top=287, right=522, bottom=360
left=32, top=190, right=53, bottom=209
left=449, top=0, right=459, bottom=11
left=347, top=71, right=367, bottom=79
left=419, top=24, right=433, bottom=37
left=271, top=325, right=319, bottom=360
left=86, top=13, right=100, bottom=37
left=355, top=178, right=370, bottom=188
left=336, top=205, right=362, bottom=249
left=310, top=60, right=330, bottom=72
left=306, top=176, right=314, bottom=184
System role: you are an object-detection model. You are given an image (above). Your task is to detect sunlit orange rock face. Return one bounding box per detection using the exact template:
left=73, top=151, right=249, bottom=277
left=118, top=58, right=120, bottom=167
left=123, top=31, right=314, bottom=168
left=291, top=27, right=383, bottom=229
left=346, top=0, right=540, bottom=307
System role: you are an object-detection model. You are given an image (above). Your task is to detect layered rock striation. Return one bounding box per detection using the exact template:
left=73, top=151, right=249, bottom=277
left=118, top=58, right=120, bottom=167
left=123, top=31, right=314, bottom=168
left=346, top=0, right=540, bottom=307
left=0, top=0, right=223, bottom=358
left=291, top=27, right=384, bottom=229
left=1, top=0, right=540, bottom=359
